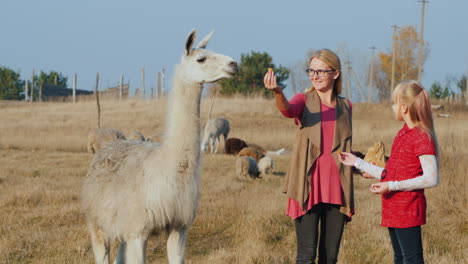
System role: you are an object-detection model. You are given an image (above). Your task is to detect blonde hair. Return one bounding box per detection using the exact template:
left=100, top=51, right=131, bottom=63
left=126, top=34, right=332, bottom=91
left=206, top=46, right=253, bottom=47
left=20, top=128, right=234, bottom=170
left=392, top=81, right=439, bottom=156
left=304, top=49, right=342, bottom=95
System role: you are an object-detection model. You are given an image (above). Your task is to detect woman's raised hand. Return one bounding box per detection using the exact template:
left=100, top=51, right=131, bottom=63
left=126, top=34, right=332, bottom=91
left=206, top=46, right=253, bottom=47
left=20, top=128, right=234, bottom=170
left=263, top=69, right=282, bottom=94
left=338, top=152, right=358, bottom=166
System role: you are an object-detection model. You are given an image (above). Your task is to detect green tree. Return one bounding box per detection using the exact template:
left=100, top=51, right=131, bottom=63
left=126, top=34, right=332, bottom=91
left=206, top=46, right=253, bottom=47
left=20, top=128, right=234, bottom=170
left=219, top=51, right=289, bottom=97
left=38, top=70, right=68, bottom=88
left=0, top=67, right=24, bottom=100
left=429, top=81, right=450, bottom=99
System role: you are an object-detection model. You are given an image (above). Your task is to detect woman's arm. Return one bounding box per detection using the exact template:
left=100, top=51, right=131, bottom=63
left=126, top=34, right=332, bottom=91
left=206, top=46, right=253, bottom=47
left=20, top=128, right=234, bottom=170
left=388, top=155, right=439, bottom=191
left=273, top=89, right=290, bottom=111
left=264, top=70, right=306, bottom=118
left=264, top=70, right=289, bottom=111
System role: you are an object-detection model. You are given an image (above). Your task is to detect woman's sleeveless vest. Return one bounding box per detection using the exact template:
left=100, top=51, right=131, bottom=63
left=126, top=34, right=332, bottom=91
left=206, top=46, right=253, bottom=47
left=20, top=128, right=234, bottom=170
left=283, top=91, right=354, bottom=217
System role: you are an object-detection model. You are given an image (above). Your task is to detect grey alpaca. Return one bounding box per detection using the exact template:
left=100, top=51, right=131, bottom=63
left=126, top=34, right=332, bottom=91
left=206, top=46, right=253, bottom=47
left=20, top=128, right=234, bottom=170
left=201, top=118, right=230, bottom=154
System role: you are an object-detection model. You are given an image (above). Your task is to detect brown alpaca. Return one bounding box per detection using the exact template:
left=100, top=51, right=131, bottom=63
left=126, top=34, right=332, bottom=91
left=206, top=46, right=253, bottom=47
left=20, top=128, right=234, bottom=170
left=364, top=141, right=388, bottom=167
left=224, top=137, right=248, bottom=155
left=246, top=143, right=267, bottom=156
left=238, top=147, right=264, bottom=162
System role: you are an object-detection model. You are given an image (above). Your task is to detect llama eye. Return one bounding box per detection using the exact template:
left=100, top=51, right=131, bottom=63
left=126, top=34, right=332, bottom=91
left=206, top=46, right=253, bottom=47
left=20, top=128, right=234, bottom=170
left=197, top=57, right=206, bottom=63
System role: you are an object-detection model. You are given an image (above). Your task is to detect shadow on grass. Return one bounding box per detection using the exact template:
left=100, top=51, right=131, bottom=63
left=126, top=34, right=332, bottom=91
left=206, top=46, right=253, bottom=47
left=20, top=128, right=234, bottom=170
left=272, top=171, right=286, bottom=177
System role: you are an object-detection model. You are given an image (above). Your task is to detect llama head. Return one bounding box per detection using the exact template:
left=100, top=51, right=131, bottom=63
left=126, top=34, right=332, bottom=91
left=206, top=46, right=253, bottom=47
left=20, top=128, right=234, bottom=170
left=179, top=29, right=238, bottom=84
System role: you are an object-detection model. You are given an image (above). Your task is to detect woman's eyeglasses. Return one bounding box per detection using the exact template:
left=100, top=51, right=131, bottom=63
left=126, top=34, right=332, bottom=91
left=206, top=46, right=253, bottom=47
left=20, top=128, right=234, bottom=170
left=305, top=68, right=336, bottom=77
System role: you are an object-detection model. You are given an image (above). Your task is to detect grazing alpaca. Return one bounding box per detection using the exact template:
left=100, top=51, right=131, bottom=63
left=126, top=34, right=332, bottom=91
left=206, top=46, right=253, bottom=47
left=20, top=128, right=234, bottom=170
left=238, top=147, right=264, bottom=162
left=87, top=128, right=126, bottom=154
left=258, top=156, right=274, bottom=175
left=235, top=156, right=260, bottom=179
left=364, top=141, right=387, bottom=167
left=224, top=137, right=248, bottom=155
left=247, top=142, right=287, bottom=156
left=201, top=118, right=230, bottom=154
left=246, top=143, right=267, bottom=156
left=81, top=29, right=237, bottom=264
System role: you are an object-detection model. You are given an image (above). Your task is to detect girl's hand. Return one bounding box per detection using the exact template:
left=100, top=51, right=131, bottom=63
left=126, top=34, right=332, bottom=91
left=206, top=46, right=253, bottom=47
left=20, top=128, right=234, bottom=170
left=370, top=182, right=390, bottom=194
left=263, top=70, right=282, bottom=94
left=361, top=172, right=374, bottom=179
left=338, top=152, right=357, bottom=166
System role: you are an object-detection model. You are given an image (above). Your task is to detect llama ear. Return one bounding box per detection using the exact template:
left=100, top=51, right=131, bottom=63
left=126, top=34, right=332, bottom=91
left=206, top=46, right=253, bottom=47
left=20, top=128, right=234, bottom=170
left=185, top=29, right=197, bottom=56
left=196, top=30, right=214, bottom=49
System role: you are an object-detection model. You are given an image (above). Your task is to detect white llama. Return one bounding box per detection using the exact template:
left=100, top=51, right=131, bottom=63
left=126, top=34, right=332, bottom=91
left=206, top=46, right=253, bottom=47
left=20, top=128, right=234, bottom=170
left=81, top=29, right=237, bottom=264
left=200, top=118, right=230, bottom=154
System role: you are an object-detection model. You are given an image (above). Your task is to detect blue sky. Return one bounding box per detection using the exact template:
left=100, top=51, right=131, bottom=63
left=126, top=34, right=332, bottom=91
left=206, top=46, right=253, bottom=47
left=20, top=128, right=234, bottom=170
left=2, top=0, right=467, bottom=100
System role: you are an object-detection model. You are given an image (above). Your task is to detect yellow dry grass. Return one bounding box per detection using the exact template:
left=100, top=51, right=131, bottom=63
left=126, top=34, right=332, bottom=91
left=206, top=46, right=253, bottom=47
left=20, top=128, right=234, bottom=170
left=0, top=97, right=466, bottom=263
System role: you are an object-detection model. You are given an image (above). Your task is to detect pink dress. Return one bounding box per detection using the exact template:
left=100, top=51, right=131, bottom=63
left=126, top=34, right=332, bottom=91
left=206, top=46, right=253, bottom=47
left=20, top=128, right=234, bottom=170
left=281, top=93, right=351, bottom=219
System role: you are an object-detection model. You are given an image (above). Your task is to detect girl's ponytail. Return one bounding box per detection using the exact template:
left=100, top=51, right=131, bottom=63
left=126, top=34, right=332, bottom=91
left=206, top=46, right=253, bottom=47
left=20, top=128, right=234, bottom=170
left=402, top=81, right=439, bottom=156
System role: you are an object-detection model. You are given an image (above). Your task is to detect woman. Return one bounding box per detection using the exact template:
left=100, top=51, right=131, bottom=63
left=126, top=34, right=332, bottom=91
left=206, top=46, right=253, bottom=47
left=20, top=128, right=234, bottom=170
left=264, top=49, right=353, bottom=264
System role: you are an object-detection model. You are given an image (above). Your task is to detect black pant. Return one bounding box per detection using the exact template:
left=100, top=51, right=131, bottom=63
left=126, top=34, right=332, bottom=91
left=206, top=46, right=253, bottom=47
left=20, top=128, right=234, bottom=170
left=295, top=203, right=346, bottom=264
left=388, top=226, right=424, bottom=264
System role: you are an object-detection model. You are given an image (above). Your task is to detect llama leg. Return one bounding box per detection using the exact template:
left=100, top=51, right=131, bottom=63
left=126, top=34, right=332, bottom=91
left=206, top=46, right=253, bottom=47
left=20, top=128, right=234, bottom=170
left=213, top=137, right=219, bottom=154
left=89, top=223, right=111, bottom=264
left=209, top=137, right=215, bottom=154
left=124, top=237, right=147, bottom=264
left=167, top=227, right=187, bottom=264
left=113, top=240, right=127, bottom=264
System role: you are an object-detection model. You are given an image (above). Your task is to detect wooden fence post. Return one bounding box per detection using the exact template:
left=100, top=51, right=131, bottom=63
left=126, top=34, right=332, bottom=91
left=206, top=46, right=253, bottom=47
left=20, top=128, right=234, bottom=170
left=119, top=75, right=123, bottom=101
left=39, top=82, right=42, bottom=102
left=73, top=73, right=77, bottom=103
left=95, top=73, right=101, bottom=129
left=161, top=68, right=165, bottom=97
left=157, top=72, right=161, bottom=99
left=25, top=79, right=28, bottom=101
left=30, top=69, right=35, bottom=102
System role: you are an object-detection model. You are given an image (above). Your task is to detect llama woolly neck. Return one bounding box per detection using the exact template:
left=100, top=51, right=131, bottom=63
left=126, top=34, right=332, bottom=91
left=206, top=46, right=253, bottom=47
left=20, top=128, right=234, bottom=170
left=164, top=66, right=203, bottom=153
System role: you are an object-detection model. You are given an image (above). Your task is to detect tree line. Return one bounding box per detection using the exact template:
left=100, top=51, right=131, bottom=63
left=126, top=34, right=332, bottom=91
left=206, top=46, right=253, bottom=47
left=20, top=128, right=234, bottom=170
left=0, top=68, right=67, bottom=100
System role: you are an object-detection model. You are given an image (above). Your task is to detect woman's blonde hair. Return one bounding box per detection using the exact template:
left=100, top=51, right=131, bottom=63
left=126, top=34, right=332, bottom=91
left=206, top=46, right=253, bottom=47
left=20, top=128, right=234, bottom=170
left=305, top=49, right=342, bottom=95
left=392, top=81, right=439, bottom=156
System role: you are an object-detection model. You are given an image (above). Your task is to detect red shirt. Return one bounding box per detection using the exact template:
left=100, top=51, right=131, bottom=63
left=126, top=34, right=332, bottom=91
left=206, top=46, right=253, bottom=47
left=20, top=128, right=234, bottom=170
left=281, top=93, right=351, bottom=219
left=381, top=124, right=436, bottom=228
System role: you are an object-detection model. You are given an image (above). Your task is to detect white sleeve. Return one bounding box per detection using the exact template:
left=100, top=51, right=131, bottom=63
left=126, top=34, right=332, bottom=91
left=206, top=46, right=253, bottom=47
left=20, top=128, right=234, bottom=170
left=388, top=155, right=439, bottom=191
left=354, top=158, right=385, bottom=179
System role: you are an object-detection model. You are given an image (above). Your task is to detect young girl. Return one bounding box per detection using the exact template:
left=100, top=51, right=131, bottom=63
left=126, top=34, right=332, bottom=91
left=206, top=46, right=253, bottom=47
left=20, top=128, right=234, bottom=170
left=339, top=81, right=439, bottom=264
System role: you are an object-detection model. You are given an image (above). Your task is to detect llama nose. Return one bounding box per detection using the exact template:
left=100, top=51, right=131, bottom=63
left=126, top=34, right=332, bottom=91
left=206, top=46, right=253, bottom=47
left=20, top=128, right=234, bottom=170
left=229, top=61, right=238, bottom=72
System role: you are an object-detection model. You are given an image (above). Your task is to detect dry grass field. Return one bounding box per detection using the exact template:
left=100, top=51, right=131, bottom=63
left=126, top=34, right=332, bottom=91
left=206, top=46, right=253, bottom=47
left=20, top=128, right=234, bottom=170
left=0, top=96, right=466, bottom=263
